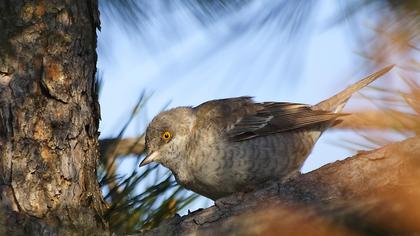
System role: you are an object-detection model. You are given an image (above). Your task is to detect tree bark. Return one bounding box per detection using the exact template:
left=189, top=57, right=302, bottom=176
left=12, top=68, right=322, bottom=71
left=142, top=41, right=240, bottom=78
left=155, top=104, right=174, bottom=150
left=142, top=136, right=420, bottom=236
left=0, top=1, right=107, bottom=235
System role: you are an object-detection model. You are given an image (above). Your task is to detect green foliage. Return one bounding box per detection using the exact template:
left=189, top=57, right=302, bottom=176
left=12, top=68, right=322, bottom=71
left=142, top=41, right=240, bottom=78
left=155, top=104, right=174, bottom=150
left=99, top=165, right=198, bottom=234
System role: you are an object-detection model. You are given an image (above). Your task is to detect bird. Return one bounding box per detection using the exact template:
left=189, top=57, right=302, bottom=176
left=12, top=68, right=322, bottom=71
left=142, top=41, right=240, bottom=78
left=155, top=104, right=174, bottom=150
left=140, top=65, right=393, bottom=200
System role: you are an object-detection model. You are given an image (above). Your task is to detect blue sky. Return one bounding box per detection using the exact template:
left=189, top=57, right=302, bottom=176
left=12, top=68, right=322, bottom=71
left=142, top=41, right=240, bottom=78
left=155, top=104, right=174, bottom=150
left=96, top=0, right=391, bottom=212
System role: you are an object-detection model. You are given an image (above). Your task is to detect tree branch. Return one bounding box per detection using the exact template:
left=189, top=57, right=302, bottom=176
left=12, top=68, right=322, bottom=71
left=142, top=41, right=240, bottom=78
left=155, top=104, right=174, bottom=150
left=141, top=136, right=420, bottom=236
left=99, top=136, right=145, bottom=158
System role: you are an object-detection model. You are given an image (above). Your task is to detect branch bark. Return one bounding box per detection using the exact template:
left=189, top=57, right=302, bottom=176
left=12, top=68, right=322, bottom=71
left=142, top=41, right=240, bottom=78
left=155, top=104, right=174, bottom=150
left=142, top=136, right=420, bottom=236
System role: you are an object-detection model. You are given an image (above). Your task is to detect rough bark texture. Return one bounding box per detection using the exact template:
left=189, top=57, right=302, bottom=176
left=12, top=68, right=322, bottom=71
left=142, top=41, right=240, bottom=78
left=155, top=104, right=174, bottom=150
left=143, top=136, right=420, bottom=236
left=0, top=1, right=107, bottom=235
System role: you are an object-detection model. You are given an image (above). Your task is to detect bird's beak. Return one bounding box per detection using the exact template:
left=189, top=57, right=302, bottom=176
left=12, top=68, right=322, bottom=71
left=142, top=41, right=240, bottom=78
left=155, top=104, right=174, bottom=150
left=139, top=151, right=160, bottom=167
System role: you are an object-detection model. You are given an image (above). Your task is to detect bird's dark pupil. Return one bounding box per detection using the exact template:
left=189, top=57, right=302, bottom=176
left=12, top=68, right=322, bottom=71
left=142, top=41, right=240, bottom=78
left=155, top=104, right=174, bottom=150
left=165, top=134, right=169, bottom=138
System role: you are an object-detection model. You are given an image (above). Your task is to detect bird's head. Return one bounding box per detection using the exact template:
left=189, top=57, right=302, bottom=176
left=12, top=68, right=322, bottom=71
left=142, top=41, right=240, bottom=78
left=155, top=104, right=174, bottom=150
left=140, top=107, right=196, bottom=171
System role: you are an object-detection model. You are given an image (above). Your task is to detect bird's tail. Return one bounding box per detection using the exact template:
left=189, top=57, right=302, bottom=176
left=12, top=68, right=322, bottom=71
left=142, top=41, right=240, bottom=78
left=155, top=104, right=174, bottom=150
left=313, top=65, right=394, bottom=113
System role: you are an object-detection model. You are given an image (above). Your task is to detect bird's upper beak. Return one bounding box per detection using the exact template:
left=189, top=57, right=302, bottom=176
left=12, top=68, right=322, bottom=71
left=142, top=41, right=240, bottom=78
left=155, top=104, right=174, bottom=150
left=139, top=151, right=160, bottom=167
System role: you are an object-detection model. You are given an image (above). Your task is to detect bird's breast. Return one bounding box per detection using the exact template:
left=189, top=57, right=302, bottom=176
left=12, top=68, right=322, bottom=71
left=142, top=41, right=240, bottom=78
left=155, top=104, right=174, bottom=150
left=183, top=130, right=321, bottom=199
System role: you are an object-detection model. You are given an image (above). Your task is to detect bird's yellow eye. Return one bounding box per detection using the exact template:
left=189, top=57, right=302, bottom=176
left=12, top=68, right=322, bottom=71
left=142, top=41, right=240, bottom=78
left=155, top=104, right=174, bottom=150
left=161, top=131, right=172, bottom=142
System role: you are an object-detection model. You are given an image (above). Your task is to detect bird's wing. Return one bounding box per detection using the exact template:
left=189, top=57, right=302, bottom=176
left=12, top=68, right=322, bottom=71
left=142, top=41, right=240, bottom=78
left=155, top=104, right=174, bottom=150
left=194, top=96, right=257, bottom=130
left=226, top=102, right=343, bottom=141
left=194, top=97, right=342, bottom=142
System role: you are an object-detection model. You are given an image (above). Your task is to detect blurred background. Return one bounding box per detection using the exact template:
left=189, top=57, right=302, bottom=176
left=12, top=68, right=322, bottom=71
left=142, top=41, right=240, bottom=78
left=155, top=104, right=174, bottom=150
left=95, top=0, right=419, bottom=233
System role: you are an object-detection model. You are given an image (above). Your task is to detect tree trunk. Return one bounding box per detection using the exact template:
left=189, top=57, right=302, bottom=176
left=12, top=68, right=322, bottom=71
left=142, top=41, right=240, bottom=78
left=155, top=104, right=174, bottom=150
left=0, top=1, right=107, bottom=235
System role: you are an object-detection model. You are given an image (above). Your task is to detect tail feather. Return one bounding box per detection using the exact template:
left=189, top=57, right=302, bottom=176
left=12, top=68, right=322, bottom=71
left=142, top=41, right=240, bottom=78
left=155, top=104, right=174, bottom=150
left=313, top=65, right=394, bottom=112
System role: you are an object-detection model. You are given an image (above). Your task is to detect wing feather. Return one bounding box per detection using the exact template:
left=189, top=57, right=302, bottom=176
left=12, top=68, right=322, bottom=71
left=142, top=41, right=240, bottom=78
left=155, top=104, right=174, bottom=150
left=193, top=97, right=343, bottom=142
